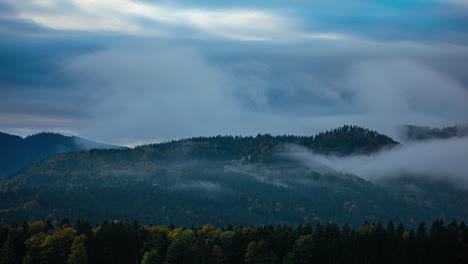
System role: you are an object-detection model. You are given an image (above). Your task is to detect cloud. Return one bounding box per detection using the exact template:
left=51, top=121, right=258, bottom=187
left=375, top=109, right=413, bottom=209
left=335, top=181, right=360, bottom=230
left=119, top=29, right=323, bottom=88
left=280, top=137, right=468, bottom=189
left=1, top=36, right=467, bottom=145
left=0, top=2, right=15, bottom=16
left=224, top=164, right=290, bottom=188
left=8, top=0, right=298, bottom=41
left=59, top=43, right=241, bottom=142
left=171, top=180, right=222, bottom=192
left=0, top=17, right=56, bottom=35
left=5, top=0, right=468, bottom=43
left=0, top=112, right=80, bottom=128
left=1, top=0, right=468, bottom=145
left=342, top=59, right=468, bottom=137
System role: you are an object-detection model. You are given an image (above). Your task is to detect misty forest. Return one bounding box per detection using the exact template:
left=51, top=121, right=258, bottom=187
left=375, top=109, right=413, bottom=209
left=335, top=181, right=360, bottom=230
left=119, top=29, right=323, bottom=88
left=2, top=0, right=468, bottom=263
left=1, top=125, right=468, bottom=263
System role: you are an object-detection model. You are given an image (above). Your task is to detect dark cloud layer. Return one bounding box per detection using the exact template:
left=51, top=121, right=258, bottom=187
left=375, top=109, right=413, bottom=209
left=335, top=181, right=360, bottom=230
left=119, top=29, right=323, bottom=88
left=0, top=2, right=14, bottom=15
left=35, top=39, right=466, bottom=145
left=0, top=0, right=468, bottom=146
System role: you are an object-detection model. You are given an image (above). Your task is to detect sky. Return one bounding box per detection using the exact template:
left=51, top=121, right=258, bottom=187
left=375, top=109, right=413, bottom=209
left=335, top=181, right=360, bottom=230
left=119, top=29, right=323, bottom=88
left=1, top=0, right=468, bottom=146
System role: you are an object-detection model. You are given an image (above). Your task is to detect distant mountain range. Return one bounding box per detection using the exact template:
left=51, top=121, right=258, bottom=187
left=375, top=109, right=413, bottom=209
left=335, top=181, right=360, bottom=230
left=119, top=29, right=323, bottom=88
left=0, top=132, right=126, bottom=179
left=1, top=125, right=466, bottom=227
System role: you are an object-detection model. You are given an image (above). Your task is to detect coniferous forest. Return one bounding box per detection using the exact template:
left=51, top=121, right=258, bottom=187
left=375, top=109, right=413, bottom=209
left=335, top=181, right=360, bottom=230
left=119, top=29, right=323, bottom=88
left=0, top=219, right=467, bottom=264
left=0, top=126, right=467, bottom=263
left=2, top=126, right=467, bottom=228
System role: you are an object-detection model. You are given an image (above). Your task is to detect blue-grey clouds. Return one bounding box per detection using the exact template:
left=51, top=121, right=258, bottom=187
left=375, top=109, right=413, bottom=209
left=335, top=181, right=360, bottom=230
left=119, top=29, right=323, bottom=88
left=48, top=39, right=468, bottom=144
left=6, top=0, right=468, bottom=42
left=1, top=0, right=468, bottom=145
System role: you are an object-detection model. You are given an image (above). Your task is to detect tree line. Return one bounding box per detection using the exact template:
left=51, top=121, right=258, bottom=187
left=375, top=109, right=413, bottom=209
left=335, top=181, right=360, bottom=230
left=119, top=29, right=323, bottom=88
left=1, top=219, right=467, bottom=264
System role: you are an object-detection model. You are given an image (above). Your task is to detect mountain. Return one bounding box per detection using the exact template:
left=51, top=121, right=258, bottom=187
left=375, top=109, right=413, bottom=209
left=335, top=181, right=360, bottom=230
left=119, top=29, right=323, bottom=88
left=401, top=124, right=468, bottom=141
left=0, top=131, right=126, bottom=179
left=0, top=125, right=396, bottom=189
left=0, top=125, right=466, bottom=227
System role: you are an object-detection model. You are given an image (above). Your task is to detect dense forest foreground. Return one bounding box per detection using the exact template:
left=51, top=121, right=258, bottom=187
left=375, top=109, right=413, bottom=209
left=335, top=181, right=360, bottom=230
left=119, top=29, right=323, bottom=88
left=0, top=219, right=467, bottom=264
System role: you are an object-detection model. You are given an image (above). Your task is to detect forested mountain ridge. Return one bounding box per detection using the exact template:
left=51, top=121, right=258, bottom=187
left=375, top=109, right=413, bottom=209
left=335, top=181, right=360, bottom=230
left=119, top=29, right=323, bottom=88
left=0, top=125, right=466, bottom=227
left=0, top=125, right=396, bottom=189
left=0, top=132, right=126, bottom=179
left=138, top=125, right=398, bottom=158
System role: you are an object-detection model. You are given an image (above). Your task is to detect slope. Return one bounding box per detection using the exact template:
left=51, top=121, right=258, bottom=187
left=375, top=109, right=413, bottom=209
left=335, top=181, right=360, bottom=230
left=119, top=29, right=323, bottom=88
left=0, top=132, right=126, bottom=179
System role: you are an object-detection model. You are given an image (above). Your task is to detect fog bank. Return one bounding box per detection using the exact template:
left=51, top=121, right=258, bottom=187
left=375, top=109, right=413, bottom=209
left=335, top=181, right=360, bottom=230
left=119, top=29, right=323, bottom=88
left=281, top=137, right=468, bottom=188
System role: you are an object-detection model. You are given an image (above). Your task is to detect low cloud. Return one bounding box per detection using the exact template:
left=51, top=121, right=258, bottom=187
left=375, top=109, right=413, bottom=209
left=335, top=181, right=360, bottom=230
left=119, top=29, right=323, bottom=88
left=171, top=180, right=222, bottom=192
left=225, top=164, right=290, bottom=188
left=51, top=40, right=468, bottom=145
left=280, top=138, right=468, bottom=188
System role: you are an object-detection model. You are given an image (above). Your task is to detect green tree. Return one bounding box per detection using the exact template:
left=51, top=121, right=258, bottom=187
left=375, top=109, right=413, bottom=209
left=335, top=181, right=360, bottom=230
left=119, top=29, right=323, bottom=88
left=41, top=227, right=76, bottom=264
left=244, top=240, right=278, bottom=264
left=0, top=234, right=16, bottom=264
left=67, top=234, right=88, bottom=264
left=283, top=235, right=314, bottom=264
left=44, top=220, right=54, bottom=233
left=209, top=245, right=225, bottom=264
left=141, top=226, right=169, bottom=259
left=141, top=248, right=163, bottom=264
left=166, top=230, right=195, bottom=264
left=23, top=233, right=47, bottom=264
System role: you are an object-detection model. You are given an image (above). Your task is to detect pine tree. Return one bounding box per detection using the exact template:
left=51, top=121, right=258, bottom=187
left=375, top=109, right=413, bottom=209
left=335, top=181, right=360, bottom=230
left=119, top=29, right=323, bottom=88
left=209, top=245, right=225, bottom=264
left=0, top=234, right=16, bottom=264
left=244, top=240, right=278, bottom=264
left=283, top=235, right=314, bottom=264
left=44, top=220, right=54, bottom=233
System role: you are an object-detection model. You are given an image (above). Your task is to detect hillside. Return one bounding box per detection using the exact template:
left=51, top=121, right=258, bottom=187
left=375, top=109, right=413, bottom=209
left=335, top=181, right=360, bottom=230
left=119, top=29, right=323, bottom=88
left=0, top=126, right=396, bottom=189
left=0, top=132, right=126, bottom=179
left=0, top=126, right=466, bottom=227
